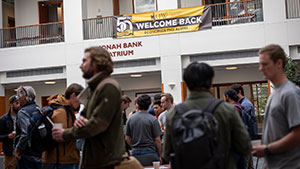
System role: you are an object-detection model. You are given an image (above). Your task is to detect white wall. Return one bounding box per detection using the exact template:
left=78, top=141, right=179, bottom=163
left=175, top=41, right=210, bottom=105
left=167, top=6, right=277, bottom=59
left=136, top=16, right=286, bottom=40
left=119, top=0, right=133, bottom=15
left=214, top=65, right=265, bottom=84
left=2, top=2, right=14, bottom=28
left=64, top=0, right=83, bottom=43
left=157, top=0, right=178, bottom=10
left=180, top=0, right=202, bottom=8
left=87, top=0, right=113, bottom=18
left=15, top=0, right=39, bottom=26
left=0, top=85, right=4, bottom=96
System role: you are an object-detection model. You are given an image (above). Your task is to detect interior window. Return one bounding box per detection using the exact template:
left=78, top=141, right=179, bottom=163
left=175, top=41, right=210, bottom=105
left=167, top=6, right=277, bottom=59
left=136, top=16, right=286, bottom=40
left=134, top=0, right=157, bottom=13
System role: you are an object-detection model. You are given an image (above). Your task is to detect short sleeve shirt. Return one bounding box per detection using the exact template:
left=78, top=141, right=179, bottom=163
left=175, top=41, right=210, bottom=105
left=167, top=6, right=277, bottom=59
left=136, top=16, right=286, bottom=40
left=125, top=111, right=162, bottom=152
left=262, top=80, right=300, bottom=169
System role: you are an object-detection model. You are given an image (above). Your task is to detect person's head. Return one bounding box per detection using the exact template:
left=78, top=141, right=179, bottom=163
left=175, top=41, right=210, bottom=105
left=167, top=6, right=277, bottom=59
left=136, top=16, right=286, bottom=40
left=231, top=84, right=244, bottom=99
left=153, top=94, right=162, bottom=102
left=183, top=62, right=214, bottom=91
left=121, top=95, right=131, bottom=111
left=259, top=44, right=287, bottom=81
left=136, top=95, right=151, bottom=111
left=80, top=46, right=114, bottom=79
left=65, top=83, right=84, bottom=110
left=8, top=95, right=20, bottom=113
left=161, top=93, right=173, bottom=110
left=224, top=89, right=239, bottom=103
left=17, top=86, right=36, bottom=107
left=153, top=100, right=164, bottom=116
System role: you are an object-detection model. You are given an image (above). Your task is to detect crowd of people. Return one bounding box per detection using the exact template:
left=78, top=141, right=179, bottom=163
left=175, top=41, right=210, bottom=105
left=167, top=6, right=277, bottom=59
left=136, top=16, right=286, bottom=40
left=0, top=44, right=299, bottom=169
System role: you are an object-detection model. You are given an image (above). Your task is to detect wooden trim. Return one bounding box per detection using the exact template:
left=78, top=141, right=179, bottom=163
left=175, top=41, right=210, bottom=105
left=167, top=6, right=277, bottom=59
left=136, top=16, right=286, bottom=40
left=209, top=0, right=253, bottom=6
left=250, top=84, right=254, bottom=104
left=161, top=83, right=164, bottom=94
left=212, top=80, right=267, bottom=87
left=181, top=82, right=187, bottom=102
left=132, top=0, right=135, bottom=13
left=0, top=21, right=64, bottom=30
left=113, top=0, right=120, bottom=16
left=82, top=16, right=112, bottom=21
left=268, top=80, right=271, bottom=96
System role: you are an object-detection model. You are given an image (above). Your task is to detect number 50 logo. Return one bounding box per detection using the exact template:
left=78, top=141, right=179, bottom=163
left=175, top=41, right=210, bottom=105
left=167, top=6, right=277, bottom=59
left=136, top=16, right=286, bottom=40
left=116, top=16, right=133, bottom=37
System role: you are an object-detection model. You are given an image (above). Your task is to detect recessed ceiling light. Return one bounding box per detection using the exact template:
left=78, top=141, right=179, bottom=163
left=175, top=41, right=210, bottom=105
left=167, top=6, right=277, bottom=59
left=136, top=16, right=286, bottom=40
left=130, top=74, right=143, bottom=78
left=225, top=66, right=238, bottom=70
left=45, top=81, right=56, bottom=85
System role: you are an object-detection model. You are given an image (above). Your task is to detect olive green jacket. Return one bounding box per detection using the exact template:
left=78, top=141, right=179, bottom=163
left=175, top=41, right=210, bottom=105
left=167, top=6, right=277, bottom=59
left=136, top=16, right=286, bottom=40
left=63, top=72, right=125, bottom=169
left=163, top=91, right=251, bottom=169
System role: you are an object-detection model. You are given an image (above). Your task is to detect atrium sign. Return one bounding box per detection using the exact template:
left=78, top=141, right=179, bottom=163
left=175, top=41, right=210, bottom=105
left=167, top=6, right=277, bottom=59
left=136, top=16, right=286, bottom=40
left=101, top=41, right=143, bottom=57
left=114, top=5, right=211, bottom=39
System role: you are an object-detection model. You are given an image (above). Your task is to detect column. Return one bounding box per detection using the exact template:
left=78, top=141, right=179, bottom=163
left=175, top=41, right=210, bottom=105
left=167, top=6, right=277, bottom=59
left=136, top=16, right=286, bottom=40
left=0, top=1, right=3, bottom=48
left=157, top=0, right=178, bottom=11
left=160, top=34, right=183, bottom=104
left=63, top=0, right=83, bottom=43
left=0, top=84, right=4, bottom=96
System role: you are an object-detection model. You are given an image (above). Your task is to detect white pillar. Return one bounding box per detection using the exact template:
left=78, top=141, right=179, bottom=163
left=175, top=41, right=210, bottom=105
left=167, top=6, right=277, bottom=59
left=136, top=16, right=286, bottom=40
left=82, top=0, right=87, bottom=19
left=160, top=34, right=183, bottom=104
left=63, top=0, right=83, bottom=43
left=0, top=84, right=5, bottom=96
left=262, top=0, right=289, bottom=55
left=0, top=1, right=3, bottom=28
left=157, top=0, right=178, bottom=11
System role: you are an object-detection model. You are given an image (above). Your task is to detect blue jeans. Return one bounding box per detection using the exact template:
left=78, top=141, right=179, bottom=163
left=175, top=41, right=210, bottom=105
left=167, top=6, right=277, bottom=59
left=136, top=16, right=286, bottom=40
left=17, top=158, right=42, bottom=169
left=42, top=164, right=79, bottom=169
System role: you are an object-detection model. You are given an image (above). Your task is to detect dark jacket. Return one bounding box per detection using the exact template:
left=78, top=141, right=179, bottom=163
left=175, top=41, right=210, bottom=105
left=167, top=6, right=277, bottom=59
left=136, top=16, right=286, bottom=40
left=63, top=72, right=125, bottom=169
left=0, top=112, right=16, bottom=156
left=163, top=91, right=252, bottom=169
left=16, top=102, right=42, bottom=162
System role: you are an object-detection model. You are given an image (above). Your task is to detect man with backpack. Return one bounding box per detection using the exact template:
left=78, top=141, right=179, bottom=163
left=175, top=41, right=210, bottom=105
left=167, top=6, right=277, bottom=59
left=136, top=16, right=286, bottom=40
left=163, top=62, right=251, bottom=169
left=0, top=95, right=20, bottom=169
left=42, top=83, right=83, bottom=169
left=231, top=84, right=258, bottom=140
left=15, top=86, right=42, bottom=169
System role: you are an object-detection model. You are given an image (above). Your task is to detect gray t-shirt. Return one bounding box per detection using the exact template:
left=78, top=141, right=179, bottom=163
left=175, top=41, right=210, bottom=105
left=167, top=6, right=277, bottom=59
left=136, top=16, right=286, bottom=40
left=262, top=80, right=300, bottom=169
left=125, top=111, right=162, bottom=152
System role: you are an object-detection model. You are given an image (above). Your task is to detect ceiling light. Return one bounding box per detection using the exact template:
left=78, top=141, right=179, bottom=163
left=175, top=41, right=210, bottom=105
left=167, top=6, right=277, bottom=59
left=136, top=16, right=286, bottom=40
left=130, top=74, right=143, bottom=78
left=14, top=89, right=17, bottom=92
left=225, top=66, right=238, bottom=70
left=45, top=81, right=56, bottom=85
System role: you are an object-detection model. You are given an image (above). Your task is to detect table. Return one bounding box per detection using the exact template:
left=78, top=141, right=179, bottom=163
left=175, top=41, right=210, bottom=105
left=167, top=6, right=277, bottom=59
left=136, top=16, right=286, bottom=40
left=144, top=164, right=170, bottom=169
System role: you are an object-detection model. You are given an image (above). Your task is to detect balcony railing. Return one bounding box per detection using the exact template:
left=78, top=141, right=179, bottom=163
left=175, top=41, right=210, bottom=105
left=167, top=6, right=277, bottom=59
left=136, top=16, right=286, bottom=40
left=0, top=22, right=64, bottom=48
left=286, top=0, right=300, bottom=19
left=82, top=0, right=263, bottom=40
left=211, top=0, right=263, bottom=26
left=83, top=16, right=114, bottom=40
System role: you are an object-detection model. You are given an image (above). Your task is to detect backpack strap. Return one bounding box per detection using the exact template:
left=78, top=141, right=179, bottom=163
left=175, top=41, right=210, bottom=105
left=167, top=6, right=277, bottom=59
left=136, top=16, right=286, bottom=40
left=175, top=104, right=190, bottom=116
left=202, top=98, right=222, bottom=114
left=175, top=98, right=222, bottom=116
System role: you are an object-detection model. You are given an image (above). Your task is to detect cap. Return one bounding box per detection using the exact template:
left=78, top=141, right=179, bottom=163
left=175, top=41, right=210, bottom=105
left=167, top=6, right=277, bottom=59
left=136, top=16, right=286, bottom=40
left=8, top=95, right=18, bottom=104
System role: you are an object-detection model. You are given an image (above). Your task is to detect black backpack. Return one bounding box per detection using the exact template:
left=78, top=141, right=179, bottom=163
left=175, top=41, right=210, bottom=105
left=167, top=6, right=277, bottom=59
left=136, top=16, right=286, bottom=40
left=29, top=105, right=68, bottom=151
left=170, top=99, right=224, bottom=169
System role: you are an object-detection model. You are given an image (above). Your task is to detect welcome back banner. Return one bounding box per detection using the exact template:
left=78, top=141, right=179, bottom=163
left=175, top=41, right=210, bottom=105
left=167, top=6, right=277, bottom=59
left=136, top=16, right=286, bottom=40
left=114, top=5, right=212, bottom=39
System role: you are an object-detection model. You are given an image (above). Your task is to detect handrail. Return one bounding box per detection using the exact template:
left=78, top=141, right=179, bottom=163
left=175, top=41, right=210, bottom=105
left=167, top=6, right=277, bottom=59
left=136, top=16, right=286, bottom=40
left=82, top=16, right=113, bottom=21
left=209, top=0, right=254, bottom=7
left=0, top=21, right=64, bottom=30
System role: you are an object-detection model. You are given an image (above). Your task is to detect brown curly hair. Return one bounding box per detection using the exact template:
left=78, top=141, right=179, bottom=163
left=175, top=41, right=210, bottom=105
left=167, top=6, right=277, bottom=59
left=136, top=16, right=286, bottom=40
left=84, top=46, right=114, bottom=75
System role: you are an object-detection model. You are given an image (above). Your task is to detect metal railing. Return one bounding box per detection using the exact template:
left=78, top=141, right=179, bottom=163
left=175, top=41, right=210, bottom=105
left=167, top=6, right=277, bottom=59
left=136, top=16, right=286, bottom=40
left=82, top=16, right=114, bottom=40
left=286, top=0, right=300, bottom=19
left=211, top=0, right=263, bottom=26
left=0, top=22, right=64, bottom=48
left=82, top=0, right=263, bottom=40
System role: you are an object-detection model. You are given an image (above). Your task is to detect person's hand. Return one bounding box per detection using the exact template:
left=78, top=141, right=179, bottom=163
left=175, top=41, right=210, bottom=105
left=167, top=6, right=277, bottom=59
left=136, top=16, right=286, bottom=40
left=15, top=149, right=21, bottom=160
left=252, top=144, right=267, bottom=157
left=74, top=116, right=88, bottom=128
left=52, top=128, right=64, bottom=142
left=8, top=131, right=16, bottom=139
